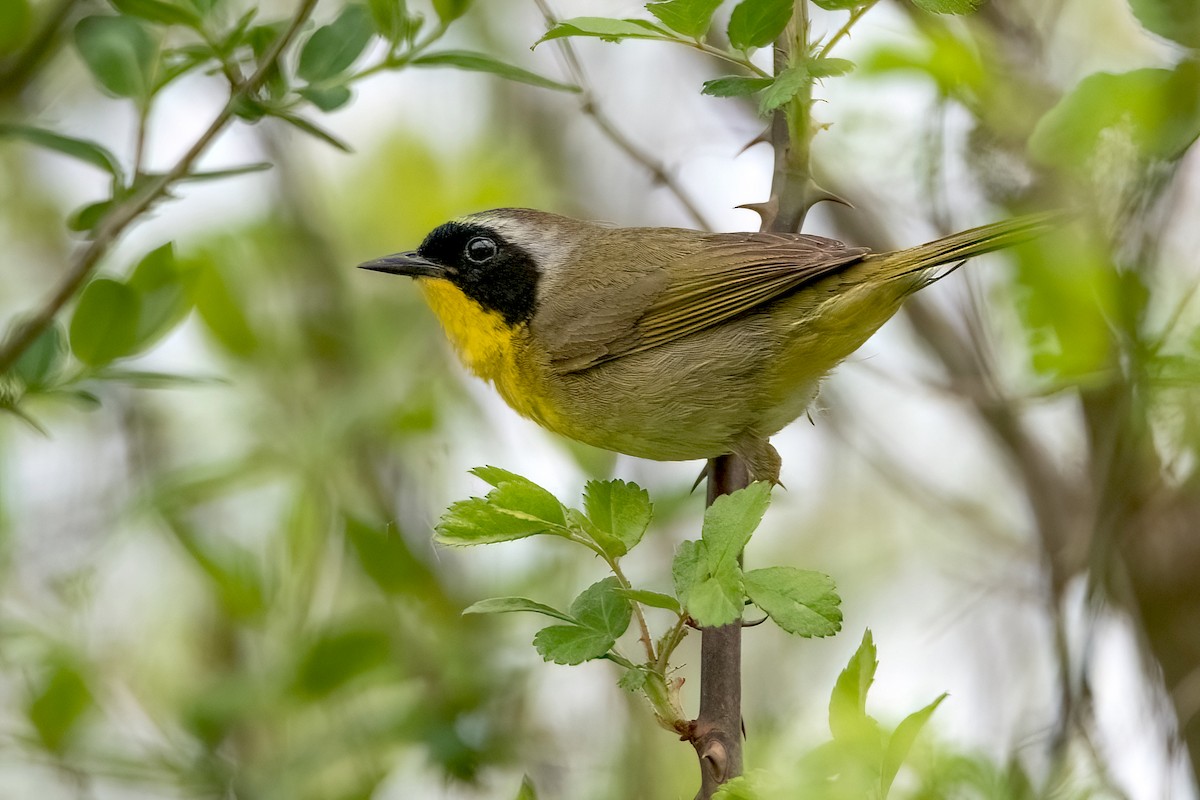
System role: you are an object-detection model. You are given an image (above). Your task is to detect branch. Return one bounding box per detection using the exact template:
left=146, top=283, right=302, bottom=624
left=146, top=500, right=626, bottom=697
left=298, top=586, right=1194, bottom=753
left=533, top=0, right=715, bottom=231
left=0, top=0, right=321, bottom=374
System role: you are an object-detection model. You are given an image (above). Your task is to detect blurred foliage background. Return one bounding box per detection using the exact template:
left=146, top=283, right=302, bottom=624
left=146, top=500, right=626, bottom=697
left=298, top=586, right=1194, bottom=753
left=1, top=0, right=1199, bottom=798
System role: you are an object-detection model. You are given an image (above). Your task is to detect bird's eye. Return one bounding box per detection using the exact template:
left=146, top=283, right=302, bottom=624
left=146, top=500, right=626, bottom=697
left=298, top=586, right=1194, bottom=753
left=465, top=237, right=497, bottom=264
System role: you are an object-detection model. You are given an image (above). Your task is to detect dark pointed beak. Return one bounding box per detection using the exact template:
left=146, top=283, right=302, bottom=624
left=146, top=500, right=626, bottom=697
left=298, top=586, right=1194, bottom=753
left=357, top=251, right=449, bottom=278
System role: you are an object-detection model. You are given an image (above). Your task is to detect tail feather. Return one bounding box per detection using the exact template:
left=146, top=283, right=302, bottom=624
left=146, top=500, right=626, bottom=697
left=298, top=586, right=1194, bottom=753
left=866, top=210, right=1066, bottom=282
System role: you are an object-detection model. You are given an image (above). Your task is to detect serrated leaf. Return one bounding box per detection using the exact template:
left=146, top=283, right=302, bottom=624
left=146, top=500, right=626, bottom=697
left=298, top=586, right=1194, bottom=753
left=727, top=0, right=792, bottom=50
left=73, top=15, right=158, bottom=100
left=702, top=481, right=771, bottom=574
left=646, top=0, right=723, bottom=38
left=686, top=575, right=744, bottom=626
left=702, top=75, right=773, bottom=97
left=532, top=624, right=615, bottom=665
left=297, top=4, right=374, bottom=82
left=744, top=566, right=841, bottom=636
left=570, top=577, right=632, bottom=639
left=881, top=693, right=946, bottom=797
left=617, top=667, right=648, bottom=692
left=535, top=17, right=675, bottom=48
left=811, top=0, right=863, bottom=9
left=110, top=0, right=201, bottom=27
left=435, top=497, right=561, bottom=545
left=759, top=64, right=808, bottom=112
left=1028, top=65, right=1200, bottom=175
left=462, top=596, right=576, bottom=624
left=12, top=323, right=67, bottom=390
left=412, top=50, right=579, bottom=92
left=69, top=278, right=141, bottom=367
left=0, top=124, right=125, bottom=183
left=616, top=588, right=681, bottom=613
left=432, top=0, right=471, bottom=24
left=829, top=628, right=879, bottom=742
left=299, top=84, right=353, bottom=111
left=583, top=479, right=652, bottom=555
left=128, top=242, right=191, bottom=352
left=808, top=56, right=854, bottom=78
left=470, top=466, right=567, bottom=527
left=1129, top=0, right=1200, bottom=48
left=909, top=0, right=981, bottom=13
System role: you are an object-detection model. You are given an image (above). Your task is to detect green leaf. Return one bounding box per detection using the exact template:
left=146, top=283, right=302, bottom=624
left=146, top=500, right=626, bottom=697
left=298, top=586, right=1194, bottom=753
left=727, top=0, right=792, bottom=50
left=1028, top=64, right=1200, bottom=175
left=532, top=624, right=615, bottom=665
left=881, top=693, right=946, bottom=797
left=432, top=0, right=471, bottom=24
left=68, top=199, right=117, bottom=232
left=617, top=668, right=648, bottom=692
left=616, top=588, right=681, bottom=614
left=0, top=124, right=125, bottom=183
left=829, top=628, right=878, bottom=742
left=713, top=775, right=761, bottom=800
left=758, top=64, right=809, bottom=113
left=744, top=566, right=841, bottom=636
left=909, top=0, right=981, bottom=12
left=368, top=0, right=411, bottom=44
left=12, top=322, right=67, bottom=390
left=1129, top=0, right=1200, bottom=48
left=462, top=596, right=576, bottom=624
left=701, top=75, right=774, bottom=97
left=109, top=0, right=202, bottom=27
left=186, top=259, right=259, bottom=356
left=294, top=625, right=392, bottom=697
left=128, top=242, right=191, bottom=352
left=570, top=577, right=632, bottom=640
left=535, top=17, right=675, bottom=48
left=514, top=776, right=538, bottom=800
left=69, top=278, right=141, bottom=367
left=583, top=479, right=653, bottom=555
left=808, top=56, right=854, bottom=78
left=344, top=515, right=427, bottom=595
left=28, top=659, right=93, bottom=753
left=436, top=497, right=562, bottom=545
left=180, top=162, right=273, bottom=182
left=811, top=0, right=863, bottom=9
left=73, top=15, right=158, bottom=100
left=672, top=539, right=743, bottom=627
left=470, top=466, right=567, bottom=527
left=412, top=50, right=580, bottom=92
left=0, top=0, right=32, bottom=55
left=702, top=481, right=771, bottom=574
left=277, top=113, right=354, bottom=152
left=646, top=0, right=723, bottom=38
left=299, top=84, right=353, bottom=111
left=297, top=3, right=374, bottom=82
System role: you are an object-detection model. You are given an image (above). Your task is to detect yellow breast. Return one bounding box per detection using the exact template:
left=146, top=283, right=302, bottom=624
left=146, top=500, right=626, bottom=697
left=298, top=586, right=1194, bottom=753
left=417, top=278, right=561, bottom=429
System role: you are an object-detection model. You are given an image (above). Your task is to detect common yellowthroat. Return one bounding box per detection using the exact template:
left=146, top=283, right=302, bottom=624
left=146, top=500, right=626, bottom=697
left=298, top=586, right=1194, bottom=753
left=360, top=209, right=1055, bottom=481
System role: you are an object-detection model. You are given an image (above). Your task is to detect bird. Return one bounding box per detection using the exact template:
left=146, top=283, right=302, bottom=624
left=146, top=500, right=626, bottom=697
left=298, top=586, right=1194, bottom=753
left=359, top=208, right=1056, bottom=482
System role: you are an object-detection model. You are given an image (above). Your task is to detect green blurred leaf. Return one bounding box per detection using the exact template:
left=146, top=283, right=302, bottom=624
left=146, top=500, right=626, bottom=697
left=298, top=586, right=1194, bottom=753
left=616, top=588, right=681, bottom=613
left=299, top=84, right=353, bottom=111
left=727, top=0, right=792, bottom=50
left=830, top=629, right=879, bottom=742
left=28, top=659, right=93, bottom=753
left=532, top=624, right=615, bottom=665
left=463, top=596, right=576, bottom=624
left=808, top=56, right=854, bottom=77
left=744, top=566, right=841, bottom=637
left=412, top=50, right=580, bottom=92
left=0, top=124, right=125, bottom=183
left=583, top=478, right=652, bottom=556
left=297, top=3, right=374, bottom=82
left=128, top=242, right=191, bottom=351
left=570, top=577, right=631, bottom=639
left=186, top=259, right=259, bottom=356
left=535, top=17, right=675, bottom=48
left=701, top=75, right=773, bottom=97
left=277, top=112, right=354, bottom=152
left=1129, top=0, right=1200, bottom=47
left=368, top=0, right=411, bottom=44
left=73, top=15, right=158, bottom=100
left=713, top=775, right=761, bottom=800
left=432, top=0, right=471, bottom=24
left=859, top=32, right=984, bottom=96
left=0, top=0, right=33, bottom=54
left=910, top=0, right=981, bottom=12
left=180, top=162, right=273, bottom=182
left=1029, top=64, right=1200, bottom=174
left=646, top=0, right=723, bottom=37
left=294, top=625, right=392, bottom=697
left=12, top=323, right=67, bottom=390
left=881, top=693, right=946, bottom=797
left=345, top=516, right=429, bottom=596
left=110, top=0, right=201, bottom=27
left=68, top=198, right=118, bottom=232
left=69, top=278, right=141, bottom=367
left=514, top=776, right=538, bottom=800
left=812, top=0, right=863, bottom=9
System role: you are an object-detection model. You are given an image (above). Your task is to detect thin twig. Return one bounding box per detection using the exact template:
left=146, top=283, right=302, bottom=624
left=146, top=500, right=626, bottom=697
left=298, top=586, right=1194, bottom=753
left=607, top=557, right=658, bottom=663
left=533, top=0, right=715, bottom=231
left=816, top=0, right=880, bottom=59
left=0, top=0, right=321, bottom=373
